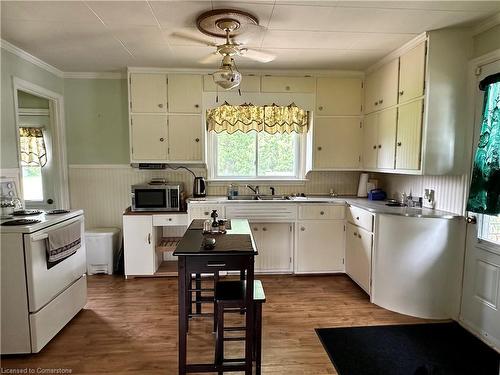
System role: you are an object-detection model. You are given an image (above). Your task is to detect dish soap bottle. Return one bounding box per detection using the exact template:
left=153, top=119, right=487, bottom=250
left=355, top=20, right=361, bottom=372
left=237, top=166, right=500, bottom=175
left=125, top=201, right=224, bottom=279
left=210, top=210, right=219, bottom=232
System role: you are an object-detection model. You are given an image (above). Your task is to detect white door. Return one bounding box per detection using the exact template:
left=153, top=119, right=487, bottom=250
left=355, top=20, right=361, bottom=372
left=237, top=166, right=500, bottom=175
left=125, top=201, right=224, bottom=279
left=130, top=115, right=167, bottom=161
left=314, top=118, right=362, bottom=169
left=168, top=115, right=202, bottom=162
left=296, top=221, right=344, bottom=273
left=398, top=41, right=426, bottom=103
left=378, top=59, right=399, bottom=110
left=130, top=73, right=167, bottom=113
left=362, top=113, right=378, bottom=169
left=123, top=215, right=156, bottom=276
left=395, top=99, right=423, bottom=170
left=167, top=74, right=202, bottom=113
left=460, top=59, right=500, bottom=349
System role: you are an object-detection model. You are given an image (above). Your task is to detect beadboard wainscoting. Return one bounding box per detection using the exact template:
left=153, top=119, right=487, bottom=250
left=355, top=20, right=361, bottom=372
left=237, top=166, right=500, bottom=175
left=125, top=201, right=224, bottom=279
left=69, top=165, right=361, bottom=229
left=374, top=173, right=468, bottom=214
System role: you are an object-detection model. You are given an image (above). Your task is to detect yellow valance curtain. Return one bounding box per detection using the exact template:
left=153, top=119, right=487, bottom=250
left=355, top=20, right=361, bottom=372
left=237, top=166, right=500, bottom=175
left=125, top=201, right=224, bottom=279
left=19, top=127, right=47, bottom=167
left=206, top=102, right=309, bottom=134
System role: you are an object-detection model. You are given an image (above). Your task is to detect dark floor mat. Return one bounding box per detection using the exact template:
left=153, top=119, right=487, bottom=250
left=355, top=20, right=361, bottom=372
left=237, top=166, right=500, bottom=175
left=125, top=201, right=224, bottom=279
left=316, top=322, right=499, bottom=375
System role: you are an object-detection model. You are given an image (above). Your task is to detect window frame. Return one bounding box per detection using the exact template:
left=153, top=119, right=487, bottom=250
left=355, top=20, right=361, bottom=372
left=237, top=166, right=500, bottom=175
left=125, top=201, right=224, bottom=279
left=207, top=130, right=310, bottom=182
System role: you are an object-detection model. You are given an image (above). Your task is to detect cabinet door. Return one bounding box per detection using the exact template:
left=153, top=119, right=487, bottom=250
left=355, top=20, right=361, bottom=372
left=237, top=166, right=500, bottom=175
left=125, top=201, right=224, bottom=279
left=314, top=118, right=362, bottom=169
left=188, top=205, right=224, bottom=221
left=296, top=221, right=344, bottom=273
left=377, top=107, right=397, bottom=169
left=168, top=115, right=202, bottom=162
left=345, top=223, right=372, bottom=293
left=130, top=115, right=167, bottom=161
left=130, top=73, right=167, bottom=113
left=378, top=59, right=399, bottom=110
left=261, top=76, right=315, bottom=93
left=123, top=216, right=155, bottom=276
left=252, top=223, right=292, bottom=273
left=167, top=74, right=202, bottom=113
left=362, top=113, right=378, bottom=169
left=364, top=69, right=379, bottom=114
left=399, top=42, right=426, bottom=103
left=316, top=77, right=363, bottom=116
left=396, top=99, right=423, bottom=170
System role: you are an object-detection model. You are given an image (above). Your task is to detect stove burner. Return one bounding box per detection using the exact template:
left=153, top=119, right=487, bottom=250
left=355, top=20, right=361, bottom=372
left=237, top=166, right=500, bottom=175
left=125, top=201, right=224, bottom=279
left=46, top=209, right=71, bottom=215
left=13, top=209, right=43, bottom=216
left=1, top=219, right=42, bottom=226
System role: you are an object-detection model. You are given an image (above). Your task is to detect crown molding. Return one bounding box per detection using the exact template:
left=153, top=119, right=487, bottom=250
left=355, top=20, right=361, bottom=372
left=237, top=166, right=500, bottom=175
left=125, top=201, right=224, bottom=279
left=0, top=39, right=64, bottom=78
left=473, top=12, right=500, bottom=36
left=63, top=71, right=125, bottom=79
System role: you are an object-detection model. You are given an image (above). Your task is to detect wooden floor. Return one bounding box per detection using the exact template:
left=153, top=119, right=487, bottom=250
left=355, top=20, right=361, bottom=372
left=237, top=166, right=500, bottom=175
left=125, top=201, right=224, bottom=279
left=2, top=274, right=429, bottom=374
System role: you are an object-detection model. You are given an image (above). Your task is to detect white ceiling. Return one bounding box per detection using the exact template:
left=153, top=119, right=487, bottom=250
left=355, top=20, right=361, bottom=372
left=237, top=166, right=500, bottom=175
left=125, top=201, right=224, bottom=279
left=1, top=1, right=499, bottom=72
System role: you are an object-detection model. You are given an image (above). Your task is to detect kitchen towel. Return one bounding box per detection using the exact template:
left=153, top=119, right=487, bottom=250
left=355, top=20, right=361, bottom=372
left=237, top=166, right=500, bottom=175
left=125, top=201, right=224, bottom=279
left=45, top=221, right=81, bottom=264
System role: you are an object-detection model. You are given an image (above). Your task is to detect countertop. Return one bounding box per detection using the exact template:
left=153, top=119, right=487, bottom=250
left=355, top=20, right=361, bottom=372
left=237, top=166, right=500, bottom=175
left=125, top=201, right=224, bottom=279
left=187, top=196, right=462, bottom=219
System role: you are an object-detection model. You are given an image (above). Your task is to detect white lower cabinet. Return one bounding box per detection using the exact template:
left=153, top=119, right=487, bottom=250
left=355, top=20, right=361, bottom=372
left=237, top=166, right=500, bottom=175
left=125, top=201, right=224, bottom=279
left=188, top=204, right=224, bottom=221
left=295, top=220, right=345, bottom=273
left=123, top=215, right=156, bottom=276
left=345, top=223, right=372, bottom=293
left=250, top=223, right=293, bottom=273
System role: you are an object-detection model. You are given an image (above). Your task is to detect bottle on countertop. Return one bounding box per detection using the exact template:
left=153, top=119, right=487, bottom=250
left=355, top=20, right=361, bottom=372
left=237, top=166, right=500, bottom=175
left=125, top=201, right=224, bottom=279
left=210, top=210, right=219, bottom=232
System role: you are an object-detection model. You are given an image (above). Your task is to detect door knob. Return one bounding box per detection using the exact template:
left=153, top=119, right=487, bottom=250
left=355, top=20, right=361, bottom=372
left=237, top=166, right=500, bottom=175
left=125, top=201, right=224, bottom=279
left=466, top=216, right=477, bottom=224
left=262, top=227, right=267, bottom=231
left=317, top=146, right=322, bottom=151
left=320, top=211, right=325, bottom=215
left=160, top=138, right=165, bottom=142
left=47, top=198, right=54, bottom=204
left=195, top=138, right=200, bottom=142
left=379, top=99, right=383, bottom=104
left=195, top=104, right=199, bottom=108
left=158, top=103, right=164, bottom=108
left=374, top=102, right=378, bottom=106
left=373, top=145, right=377, bottom=149
left=399, top=90, right=404, bottom=96
left=378, top=145, right=381, bottom=149
left=397, top=142, right=402, bottom=147
left=318, top=106, right=323, bottom=111
left=300, top=227, right=305, bottom=231
left=353, top=232, right=357, bottom=236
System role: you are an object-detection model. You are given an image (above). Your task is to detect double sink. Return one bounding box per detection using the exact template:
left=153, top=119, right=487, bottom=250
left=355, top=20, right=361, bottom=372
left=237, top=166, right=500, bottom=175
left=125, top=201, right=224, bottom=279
left=227, top=195, right=291, bottom=201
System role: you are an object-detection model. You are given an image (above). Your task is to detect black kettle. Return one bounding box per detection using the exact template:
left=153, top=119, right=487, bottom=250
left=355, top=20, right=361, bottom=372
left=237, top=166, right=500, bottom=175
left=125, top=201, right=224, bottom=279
left=193, top=177, right=206, bottom=198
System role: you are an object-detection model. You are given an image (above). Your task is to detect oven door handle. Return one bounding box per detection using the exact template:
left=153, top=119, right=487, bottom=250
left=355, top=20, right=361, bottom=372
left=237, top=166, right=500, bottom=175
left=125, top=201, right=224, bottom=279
left=29, top=215, right=83, bottom=242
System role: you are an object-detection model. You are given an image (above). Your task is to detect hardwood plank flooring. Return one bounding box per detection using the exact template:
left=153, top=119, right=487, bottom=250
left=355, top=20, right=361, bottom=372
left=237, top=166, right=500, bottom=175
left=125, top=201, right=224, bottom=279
left=1, top=274, right=429, bottom=374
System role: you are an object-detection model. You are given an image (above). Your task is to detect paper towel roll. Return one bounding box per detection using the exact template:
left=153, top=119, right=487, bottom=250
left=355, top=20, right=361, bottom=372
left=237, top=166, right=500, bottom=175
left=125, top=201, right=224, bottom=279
left=357, top=173, right=369, bottom=197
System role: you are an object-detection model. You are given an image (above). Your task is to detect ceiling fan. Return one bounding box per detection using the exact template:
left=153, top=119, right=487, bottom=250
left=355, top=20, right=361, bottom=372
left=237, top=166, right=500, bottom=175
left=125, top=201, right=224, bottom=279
left=172, top=9, right=276, bottom=90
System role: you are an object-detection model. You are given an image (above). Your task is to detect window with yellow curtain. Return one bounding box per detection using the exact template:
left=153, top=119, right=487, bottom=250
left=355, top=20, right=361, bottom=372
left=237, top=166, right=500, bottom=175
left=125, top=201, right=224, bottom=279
left=19, top=127, right=46, bottom=201
left=206, top=103, right=310, bottom=179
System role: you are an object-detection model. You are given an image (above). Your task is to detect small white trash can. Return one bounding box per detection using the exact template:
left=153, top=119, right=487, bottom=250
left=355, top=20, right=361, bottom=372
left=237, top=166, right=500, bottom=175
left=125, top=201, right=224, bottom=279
left=85, top=227, right=121, bottom=275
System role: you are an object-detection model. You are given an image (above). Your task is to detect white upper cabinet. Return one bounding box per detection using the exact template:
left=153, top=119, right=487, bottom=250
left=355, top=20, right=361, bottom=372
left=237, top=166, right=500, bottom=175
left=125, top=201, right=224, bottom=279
left=362, top=113, right=378, bottom=169
left=130, top=73, right=167, bottom=113
left=130, top=115, right=167, bottom=161
left=168, top=115, right=203, bottom=162
left=167, top=74, right=202, bottom=113
left=396, top=99, right=423, bottom=170
left=364, top=59, right=398, bottom=113
left=261, top=76, right=315, bottom=93
left=316, top=77, right=363, bottom=116
left=203, top=75, right=261, bottom=92
left=314, top=117, right=362, bottom=169
left=398, top=42, right=426, bottom=104
left=376, top=108, right=397, bottom=169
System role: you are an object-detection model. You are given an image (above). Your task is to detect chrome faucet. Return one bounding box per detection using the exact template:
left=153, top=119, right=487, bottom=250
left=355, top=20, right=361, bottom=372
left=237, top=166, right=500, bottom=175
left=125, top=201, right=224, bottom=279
left=246, top=184, right=260, bottom=196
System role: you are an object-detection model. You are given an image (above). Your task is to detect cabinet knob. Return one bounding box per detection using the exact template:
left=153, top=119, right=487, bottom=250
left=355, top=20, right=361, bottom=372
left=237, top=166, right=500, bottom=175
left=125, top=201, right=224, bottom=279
left=373, top=145, right=377, bottom=149
left=168, top=218, right=172, bottom=221
left=318, top=106, right=323, bottom=111
left=148, top=233, right=151, bottom=244
left=253, top=227, right=258, bottom=231
left=204, top=211, right=209, bottom=215
left=378, top=145, right=381, bottom=149
left=399, top=90, right=404, bottom=96
left=262, top=227, right=267, bottom=231
left=158, top=103, right=164, bottom=108
left=320, top=211, right=325, bottom=215
left=353, top=232, right=357, bottom=237
left=397, top=141, right=402, bottom=146
left=195, top=104, right=199, bottom=108
left=300, top=227, right=305, bottom=231
left=285, top=86, right=290, bottom=91
left=379, top=99, right=383, bottom=104
left=160, top=137, right=165, bottom=142
left=195, top=138, right=200, bottom=142
left=358, top=234, right=362, bottom=239
left=356, top=216, right=360, bottom=220
left=317, top=146, right=322, bottom=151
left=374, top=101, right=378, bottom=106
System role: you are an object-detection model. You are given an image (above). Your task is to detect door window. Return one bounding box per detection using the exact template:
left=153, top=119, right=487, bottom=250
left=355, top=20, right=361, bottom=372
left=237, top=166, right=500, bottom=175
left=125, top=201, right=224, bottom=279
left=19, top=127, right=47, bottom=203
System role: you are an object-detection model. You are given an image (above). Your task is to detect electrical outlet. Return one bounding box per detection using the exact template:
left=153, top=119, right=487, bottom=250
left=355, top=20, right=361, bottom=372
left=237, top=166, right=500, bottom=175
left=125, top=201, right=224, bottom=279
left=423, top=188, right=435, bottom=209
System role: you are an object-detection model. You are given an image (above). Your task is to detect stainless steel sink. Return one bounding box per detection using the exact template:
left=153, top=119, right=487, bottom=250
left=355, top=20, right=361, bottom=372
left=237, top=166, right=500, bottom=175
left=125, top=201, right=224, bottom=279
left=227, top=195, right=290, bottom=201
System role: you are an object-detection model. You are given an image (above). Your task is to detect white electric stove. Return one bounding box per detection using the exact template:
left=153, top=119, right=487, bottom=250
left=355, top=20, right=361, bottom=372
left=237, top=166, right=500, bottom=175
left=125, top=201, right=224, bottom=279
left=0, top=208, right=87, bottom=354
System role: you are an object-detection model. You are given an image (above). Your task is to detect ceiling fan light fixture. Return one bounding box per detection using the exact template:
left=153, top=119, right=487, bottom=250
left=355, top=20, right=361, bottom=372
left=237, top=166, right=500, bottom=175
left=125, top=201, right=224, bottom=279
left=213, top=57, right=241, bottom=90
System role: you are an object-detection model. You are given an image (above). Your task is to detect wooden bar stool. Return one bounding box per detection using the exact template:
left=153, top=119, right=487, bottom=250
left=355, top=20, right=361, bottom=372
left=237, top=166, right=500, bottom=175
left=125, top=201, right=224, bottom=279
left=214, top=280, right=266, bottom=375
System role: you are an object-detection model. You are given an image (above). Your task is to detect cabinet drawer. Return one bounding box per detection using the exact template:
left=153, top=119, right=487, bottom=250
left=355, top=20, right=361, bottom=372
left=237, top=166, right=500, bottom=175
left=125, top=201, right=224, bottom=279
left=347, top=205, right=373, bottom=232
left=186, top=255, right=253, bottom=273
left=299, top=205, right=345, bottom=220
left=188, top=205, right=224, bottom=220
left=261, top=76, right=315, bottom=93
left=153, top=214, right=189, bottom=227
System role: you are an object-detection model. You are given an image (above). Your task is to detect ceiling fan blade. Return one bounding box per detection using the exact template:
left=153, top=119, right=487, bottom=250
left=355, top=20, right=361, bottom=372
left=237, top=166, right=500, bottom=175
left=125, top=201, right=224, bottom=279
left=170, top=31, right=217, bottom=47
left=198, top=52, right=221, bottom=65
left=239, top=48, right=275, bottom=63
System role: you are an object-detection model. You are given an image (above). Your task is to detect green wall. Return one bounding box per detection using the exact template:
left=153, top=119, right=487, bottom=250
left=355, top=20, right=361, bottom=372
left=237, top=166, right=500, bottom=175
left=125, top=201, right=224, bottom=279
left=64, top=78, right=129, bottom=164
left=473, top=24, right=500, bottom=58
left=1, top=47, right=64, bottom=168
left=18, top=90, right=49, bottom=109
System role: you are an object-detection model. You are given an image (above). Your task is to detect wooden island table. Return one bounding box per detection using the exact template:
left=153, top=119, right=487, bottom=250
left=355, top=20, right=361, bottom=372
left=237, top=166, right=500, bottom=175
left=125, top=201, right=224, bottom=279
left=173, top=219, right=257, bottom=375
